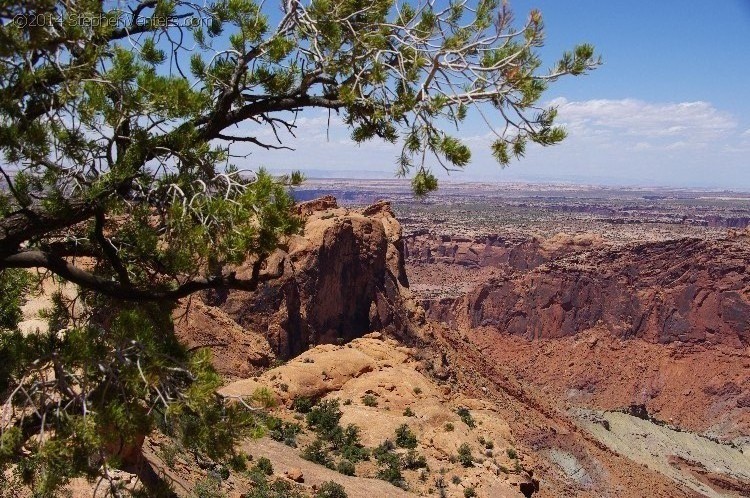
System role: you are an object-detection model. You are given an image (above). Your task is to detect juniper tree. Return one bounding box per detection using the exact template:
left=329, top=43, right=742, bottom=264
left=0, top=0, right=598, bottom=494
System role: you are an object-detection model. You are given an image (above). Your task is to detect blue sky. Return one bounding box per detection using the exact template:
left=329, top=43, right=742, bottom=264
left=244, top=1, right=750, bottom=189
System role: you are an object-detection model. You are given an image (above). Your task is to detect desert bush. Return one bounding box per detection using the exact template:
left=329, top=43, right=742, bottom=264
left=301, top=438, right=333, bottom=469
left=395, top=424, right=418, bottom=449
left=336, top=459, right=356, bottom=476
left=306, top=400, right=342, bottom=435
left=253, top=457, right=274, bottom=476
left=315, top=481, right=348, bottom=498
left=292, top=397, right=314, bottom=414
left=402, top=450, right=428, bottom=470
left=228, top=453, right=248, bottom=472
left=193, top=476, right=226, bottom=498
left=361, top=394, right=378, bottom=407
left=457, top=443, right=473, bottom=467
left=456, top=407, right=475, bottom=428
left=266, top=416, right=302, bottom=447
left=252, top=387, right=278, bottom=409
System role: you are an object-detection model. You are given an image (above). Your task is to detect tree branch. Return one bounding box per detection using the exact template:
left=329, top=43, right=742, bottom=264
left=1, top=250, right=279, bottom=302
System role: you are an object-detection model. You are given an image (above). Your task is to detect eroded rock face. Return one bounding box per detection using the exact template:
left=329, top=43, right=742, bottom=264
left=173, top=298, right=274, bottom=378
left=422, top=236, right=750, bottom=347
left=216, top=198, right=421, bottom=358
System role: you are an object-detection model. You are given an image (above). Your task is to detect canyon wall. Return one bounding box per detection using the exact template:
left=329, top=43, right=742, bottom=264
left=408, top=233, right=750, bottom=347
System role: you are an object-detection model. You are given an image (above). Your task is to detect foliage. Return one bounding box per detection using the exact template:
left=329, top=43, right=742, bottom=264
left=245, top=469, right=306, bottom=498
left=374, top=441, right=404, bottom=488
left=301, top=438, right=333, bottom=469
left=314, top=481, right=348, bottom=498
left=193, top=476, right=227, bottom=498
left=266, top=416, right=302, bottom=447
left=305, top=399, right=343, bottom=436
left=395, top=424, right=418, bottom=449
left=252, top=387, right=278, bottom=409
left=457, top=443, right=474, bottom=467
left=402, top=449, right=428, bottom=470
left=336, top=424, right=369, bottom=463
left=0, top=0, right=600, bottom=297
left=506, top=448, right=518, bottom=459
left=403, top=407, right=415, bottom=417
left=228, top=452, right=249, bottom=472
left=0, top=303, right=258, bottom=495
left=253, top=457, right=274, bottom=476
left=464, top=487, right=477, bottom=498
left=456, top=407, right=475, bottom=428
left=292, top=396, right=315, bottom=414
left=0, top=269, right=32, bottom=331
left=361, top=394, right=379, bottom=407
left=336, top=459, right=356, bottom=476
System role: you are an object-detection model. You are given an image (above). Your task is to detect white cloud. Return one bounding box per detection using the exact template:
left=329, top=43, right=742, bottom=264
left=549, top=98, right=738, bottom=148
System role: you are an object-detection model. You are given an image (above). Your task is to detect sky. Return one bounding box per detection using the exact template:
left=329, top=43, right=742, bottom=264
left=242, top=1, right=750, bottom=189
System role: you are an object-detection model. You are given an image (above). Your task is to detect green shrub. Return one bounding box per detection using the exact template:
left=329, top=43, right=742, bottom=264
left=444, top=423, right=454, bottom=432
left=464, top=487, right=476, bottom=497
left=253, top=456, right=274, bottom=476
left=252, top=387, right=278, bottom=409
left=451, top=475, right=461, bottom=485
left=361, top=394, right=378, bottom=407
left=395, top=424, right=418, bottom=449
left=292, top=396, right=314, bottom=414
left=457, top=443, right=473, bottom=467
left=336, top=459, right=356, bottom=476
left=456, top=407, right=475, bottom=428
left=315, top=481, right=348, bottom=498
left=0, top=269, right=31, bottom=331
left=413, top=387, right=422, bottom=395
left=159, top=443, right=179, bottom=469
left=338, top=424, right=369, bottom=463
left=301, top=438, right=333, bottom=468
left=266, top=416, right=302, bottom=447
left=193, top=476, right=226, bottom=498
left=228, top=453, right=248, bottom=472
left=402, top=449, right=428, bottom=470
left=376, top=453, right=403, bottom=487
left=306, top=400, right=342, bottom=434
left=506, top=448, right=518, bottom=459
left=403, top=407, right=415, bottom=417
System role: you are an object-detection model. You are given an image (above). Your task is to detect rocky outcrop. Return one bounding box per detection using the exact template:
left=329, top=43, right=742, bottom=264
left=215, top=198, right=422, bottom=358
left=420, top=235, right=750, bottom=347
left=173, top=298, right=275, bottom=378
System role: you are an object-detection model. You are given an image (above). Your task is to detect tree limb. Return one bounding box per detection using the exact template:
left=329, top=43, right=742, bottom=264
left=1, top=250, right=278, bottom=301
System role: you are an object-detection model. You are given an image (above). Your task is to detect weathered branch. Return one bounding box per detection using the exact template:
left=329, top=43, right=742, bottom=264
left=1, top=250, right=278, bottom=301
